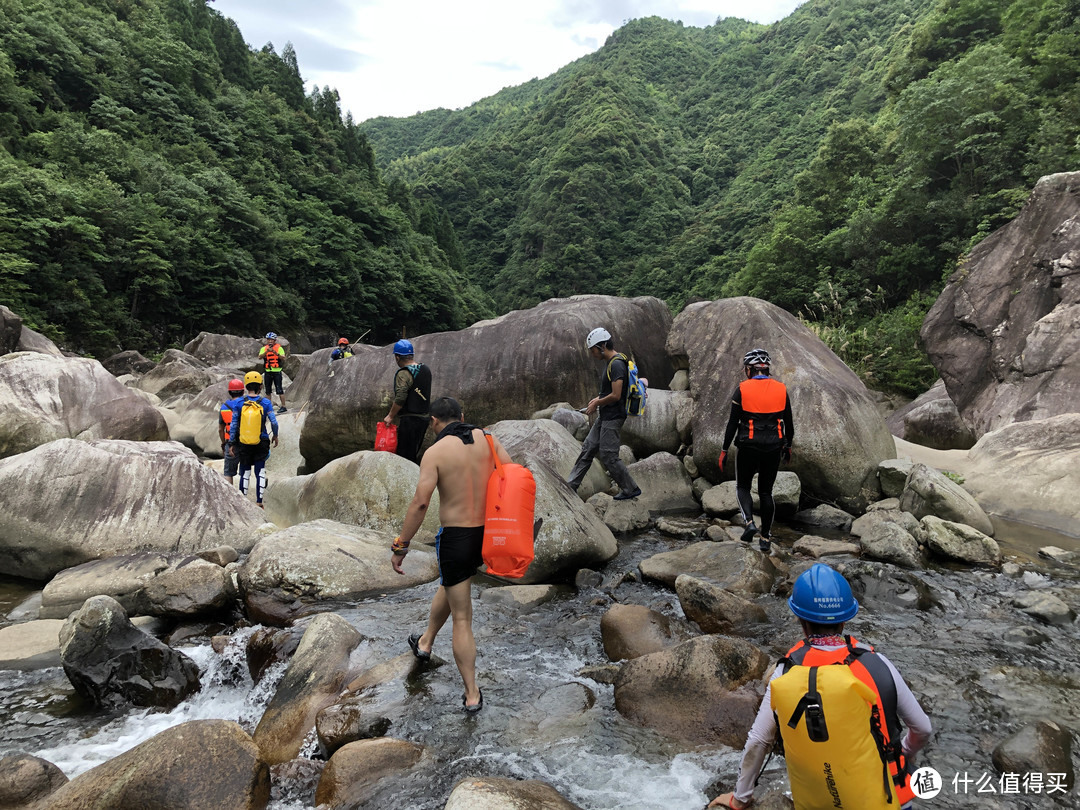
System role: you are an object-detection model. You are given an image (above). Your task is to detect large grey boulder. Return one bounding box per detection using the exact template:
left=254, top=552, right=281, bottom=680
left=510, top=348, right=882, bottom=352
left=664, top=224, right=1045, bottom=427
left=16, top=324, right=63, bottom=357
left=485, top=418, right=609, bottom=500
left=674, top=574, right=768, bottom=635
left=169, top=378, right=244, bottom=457
left=183, top=331, right=265, bottom=369
left=899, top=463, right=994, bottom=536
left=922, top=172, right=1080, bottom=437
left=134, top=348, right=216, bottom=397
left=0, top=305, right=21, bottom=354
left=619, top=388, right=683, bottom=457
left=59, top=595, right=201, bottom=709
left=253, top=612, right=361, bottom=765
left=613, top=635, right=769, bottom=747
left=314, top=738, right=424, bottom=809
left=445, top=776, right=584, bottom=809
left=34, top=719, right=270, bottom=810
left=101, top=350, right=157, bottom=376
left=917, top=516, right=1001, bottom=567
left=0, top=353, right=168, bottom=458
left=667, top=297, right=894, bottom=512
left=237, top=520, right=438, bottom=625
left=0, top=753, right=68, bottom=807
left=858, top=521, right=923, bottom=570
left=262, top=450, right=442, bottom=542
left=639, top=541, right=777, bottom=594
left=299, top=295, right=675, bottom=470
left=886, top=380, right=976, bottom=450
left=0, top=439, right=265, bottom=581
left=625, top=451, right=697, bottom=513
left=600, top=603, right=692, bottom=661
left=962, top=414, right=1080, bottom=537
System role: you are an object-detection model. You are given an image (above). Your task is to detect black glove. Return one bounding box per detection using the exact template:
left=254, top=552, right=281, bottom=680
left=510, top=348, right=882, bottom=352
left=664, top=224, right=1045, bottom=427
left=781, top=446, right=792, bottom=464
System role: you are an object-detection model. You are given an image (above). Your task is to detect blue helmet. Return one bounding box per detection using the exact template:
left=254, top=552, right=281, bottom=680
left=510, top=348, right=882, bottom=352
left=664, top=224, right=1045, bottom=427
left=788, top=564, right=859, bottom=623
left=264, top=332, right=277, bottom=340
left=393, top=339, right=414, bottom=357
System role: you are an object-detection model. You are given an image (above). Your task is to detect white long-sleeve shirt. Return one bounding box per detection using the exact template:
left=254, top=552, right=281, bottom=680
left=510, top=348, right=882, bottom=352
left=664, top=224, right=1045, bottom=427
left=732, top=641, right=932, bottom=803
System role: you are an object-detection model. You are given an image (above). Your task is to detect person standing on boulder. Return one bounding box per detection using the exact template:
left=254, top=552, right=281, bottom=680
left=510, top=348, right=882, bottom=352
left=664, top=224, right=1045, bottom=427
left=383, top=339, right=432, bottom=464
left=259, top=332, right=288, bottom=413
left=227, top=371, right=279, bottom=508
left=390, top=396, right=513, bottom=714
left=217, top=377, right=245, bottom=485
left=565, top=327, right=641, bottom=500
left=709, top=564, right=931, bottom=810
left=328, top=337, right=353, bottom=364
left=718, top=348, right=793, bottom=554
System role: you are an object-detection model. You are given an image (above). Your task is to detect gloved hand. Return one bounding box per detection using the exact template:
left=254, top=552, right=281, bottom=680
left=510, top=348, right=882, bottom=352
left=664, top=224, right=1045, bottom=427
left=781, top=446, right=792, bottom=464
left=718, top=450, right=727, bottom=472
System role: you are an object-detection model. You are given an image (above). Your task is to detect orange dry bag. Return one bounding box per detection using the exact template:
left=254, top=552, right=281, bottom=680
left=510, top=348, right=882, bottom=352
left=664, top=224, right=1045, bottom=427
left=375, top=422, right=398, bottom=453
left=483, top=434, right=536, bottom=578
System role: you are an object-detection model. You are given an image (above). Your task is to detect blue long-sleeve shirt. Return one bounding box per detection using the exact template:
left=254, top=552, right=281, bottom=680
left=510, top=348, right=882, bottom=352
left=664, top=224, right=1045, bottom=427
left=228, top=395, right=279, bottom=443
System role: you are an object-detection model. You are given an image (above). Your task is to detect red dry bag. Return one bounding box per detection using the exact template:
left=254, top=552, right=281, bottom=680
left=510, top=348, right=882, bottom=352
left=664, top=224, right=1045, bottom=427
left=482, top=434, right=536, bottom=579
left=375, top=422, right=398, bottom=453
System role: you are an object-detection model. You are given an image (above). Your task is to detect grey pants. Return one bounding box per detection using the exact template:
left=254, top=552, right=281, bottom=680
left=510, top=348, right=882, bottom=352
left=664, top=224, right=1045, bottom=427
left=567, top=416, right=638, bottom=494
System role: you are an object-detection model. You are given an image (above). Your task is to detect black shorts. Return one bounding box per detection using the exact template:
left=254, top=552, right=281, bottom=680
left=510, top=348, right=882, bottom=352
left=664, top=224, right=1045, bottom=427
left=236, top=437, right=270, bottom=467
left=435, top=526, right=484, bottom=588
left=264, top=371, right=284, bottom=395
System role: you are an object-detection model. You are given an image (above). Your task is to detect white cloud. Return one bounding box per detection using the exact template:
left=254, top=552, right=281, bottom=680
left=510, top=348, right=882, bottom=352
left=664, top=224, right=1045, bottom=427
left=212, top=0, right=804, bottom=121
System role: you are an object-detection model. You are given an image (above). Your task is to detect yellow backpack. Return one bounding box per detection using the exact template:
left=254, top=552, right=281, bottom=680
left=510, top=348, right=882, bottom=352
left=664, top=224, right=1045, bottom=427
left=238, top=399, right=264, bottom=445
left=770, top=663, right=897, bottom=810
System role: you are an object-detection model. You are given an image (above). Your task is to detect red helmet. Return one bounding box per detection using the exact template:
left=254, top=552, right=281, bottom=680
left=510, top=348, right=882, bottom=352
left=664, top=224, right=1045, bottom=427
left=227, top=378, right=244, bottom=393
left=338, top=337, right=350, bottom=345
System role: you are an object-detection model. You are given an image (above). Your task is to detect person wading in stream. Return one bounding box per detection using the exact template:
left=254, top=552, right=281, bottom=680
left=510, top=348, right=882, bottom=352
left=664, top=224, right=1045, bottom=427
left=709, top=564, right=931, bottom=810
left=390, top=396, right=512, bottom=713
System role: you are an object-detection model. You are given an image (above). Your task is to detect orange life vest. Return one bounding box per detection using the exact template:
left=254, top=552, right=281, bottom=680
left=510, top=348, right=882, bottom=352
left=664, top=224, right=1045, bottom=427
left=737, top=377, right=788, bottom=446
left=261, top=344, right=283, bottom=371
left=785, top=636, right=914, bottom=805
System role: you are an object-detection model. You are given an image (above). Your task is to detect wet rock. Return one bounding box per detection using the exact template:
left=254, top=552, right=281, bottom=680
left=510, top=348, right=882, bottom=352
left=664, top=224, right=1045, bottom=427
left=480, top=584, right=571, bottom=610
left=315, top=701, right=392, bottom=758
left=613, top=635, right=769, bottom=747
left=237, top=520, right=438, bottom=625
left=314, top=738, right=424, bottom=809
left=667, top=296, right=893, bottom=512
left=0, top=753, right=68, bottom=806
left=991, top=719, right=1074, bottom=789
left=253, top=613, right=361, bottom=765
left=625, top=451, right=697, bottom=513
left=574, top=568, right=603, bottom=589
left=917, top=516, right=1001, bottom=567
left=589, top=491, right=652, bottom=532
left=0, top=354, right=169, bottom=460
left=792, top=535, right=861, bottom=559
left=842, top=563, right=938, bottom=611
left=577, top=664, right=621, bottom=685
left=701, top=482, right=741, bottom=517
left=600, top=604, right=692, bottom=661
left=701, top=473, right=801, bottom=520
left=0, top=439, right=264, bottom=581
left=674, top=574, right=768, bottom=635
left=245, top=625, right=304, bottom=684
left=0, top=620, right=65, bottom=670
left=1011, top=591, right=1076, bottom=626
left=197, top=546, right=239, bottom=566
left=886, top=380, right=976, bottom=450
left=639, top=541, right=778, bottom=595
left=850, top=508, right=920, bottom=538
left=35, top=719, right=269, bottom=810
left=655, top=516, right=708, bottom=539
left=508, top=682, right=598, bottom=741
left=445, top=776, right=584, bottom=809
left=620, top=388, right=682, bottom=458
left=877, top=458, right=914, bottom=499
left=900, top=463, right=994, bottom=536
left=793, top=504, right=854, bottom=531
left=59, top=595, right=200, bottom=709
left=859, top=521, right=923, bottom=570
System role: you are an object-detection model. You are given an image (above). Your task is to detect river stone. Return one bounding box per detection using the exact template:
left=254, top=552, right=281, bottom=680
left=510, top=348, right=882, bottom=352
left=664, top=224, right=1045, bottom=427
left=886, top=379, right=977, bottom=450
left=667, top=296, right=893, bottom=512
left=867, top=497, right=902, bottom=512
left=551, top=406, right=588, bottom=439
left=670, top=369, right=690, bottom=391
left=850, top=508, right=920, bottom=539
left=858, top=521, right=922, bottom=569
left=600, top=603, right=692, bottom=661
left=621, top=451, right=695, bottom=512
left=0, top=620, right=65, bottom=670
left=40, top=552, right=232, bottom=620
left=0, top=753, right=68, bottom=806
left=792, top=536, right=861, bottom=559
left=445, top=776, right=584, bottom=809
left=701, top=481, right=741, bottom=517
left=613, top=635, right=769, bottom=747
left=639, top=541, right=777, bottom=594
left=238, top=520, right=438, bottom=625
left=917, top=516, right=1001, bottom=567
left=700, top=472, right=800, bottom=519
left=674, top=574, right=768, bottom=635
left=1011, top=591, right=1075, bottom=626
left=922, top=172, right=1080, bottom=438
left=315, top=700, right=392, bottom=759
left=588, top=492, right=652, bottom=532
left=314, top=738, right=423, bottom=809
left=59, top=595, right=200, bottom=709
left=793, top=504, right=854, bottom=531
left=0, top=439, right=265, bottom=581
left=480, top=584, right=571, bottom=610
left=17, top=324, right=63, bottom=357
left=673, top=390, right=694, bottom=445
left=655, top=516, right=709, bottom=539
left=991, top=719, right=1074, bottom=789
left=102, top=350, right=157, bottom=376
left=135, top=348, right=217, bottom=398
left=183, top=331, right=265, bottom=370
left=299, top=295, right=674, bottom=470
left=253, top=612, right=361, bottom=765
left=35, top=719, right=270, bottom=810
left=877, top=458, right=914, bottom=499
left=963, top=414, right=1080, bottom=538
left=0, top=305, right=21, bottom=354
left=620, top=388, right=682, bottom=457
left=900, top=463, right=994, bottom=536
left=0, top=353, right=169, bottom=459
left=488, top=418, right=610, bottom=501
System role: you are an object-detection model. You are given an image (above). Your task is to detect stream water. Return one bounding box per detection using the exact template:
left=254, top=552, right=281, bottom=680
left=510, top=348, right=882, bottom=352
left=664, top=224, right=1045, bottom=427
left=1, top=523, right=1078, bottom=809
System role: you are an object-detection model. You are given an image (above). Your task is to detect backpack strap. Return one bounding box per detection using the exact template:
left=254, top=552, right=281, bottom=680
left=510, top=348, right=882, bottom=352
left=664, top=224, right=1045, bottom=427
left=786, top=665, right=829, bottom=743
left=605, top=353, right=629, bottom=381
left=484, top=433, right=503, bottom=474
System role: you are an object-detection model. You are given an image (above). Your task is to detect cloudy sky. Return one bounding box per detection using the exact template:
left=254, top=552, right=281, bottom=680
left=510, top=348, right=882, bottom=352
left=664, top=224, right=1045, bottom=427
left=211, top=0, right=805, bottom=122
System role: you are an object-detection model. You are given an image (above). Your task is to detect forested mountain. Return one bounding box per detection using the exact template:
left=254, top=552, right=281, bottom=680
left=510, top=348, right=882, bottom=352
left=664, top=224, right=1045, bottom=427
left=364, top=0, right=1080, bottom=394
left=0, top=0, right=491, bottom=356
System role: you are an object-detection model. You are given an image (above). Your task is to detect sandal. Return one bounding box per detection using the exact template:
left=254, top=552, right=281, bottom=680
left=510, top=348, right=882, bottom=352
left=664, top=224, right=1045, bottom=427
left=407, top=633, right=430, bottom=661
left=462, top=689, right=483, bottom=714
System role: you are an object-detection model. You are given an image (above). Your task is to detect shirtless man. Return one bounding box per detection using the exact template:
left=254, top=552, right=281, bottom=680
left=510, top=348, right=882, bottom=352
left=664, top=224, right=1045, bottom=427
left=390, top=395, right=511, bottom=713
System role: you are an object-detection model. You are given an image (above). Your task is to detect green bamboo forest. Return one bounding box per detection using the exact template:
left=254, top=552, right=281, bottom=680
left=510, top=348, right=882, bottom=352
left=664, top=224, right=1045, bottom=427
left=2, top=0, right=1079, bottom=394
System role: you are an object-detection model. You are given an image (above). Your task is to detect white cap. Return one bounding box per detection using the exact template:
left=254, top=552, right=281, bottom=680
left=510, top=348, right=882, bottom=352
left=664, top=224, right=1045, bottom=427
left=585, top=327, right=612, bottom=349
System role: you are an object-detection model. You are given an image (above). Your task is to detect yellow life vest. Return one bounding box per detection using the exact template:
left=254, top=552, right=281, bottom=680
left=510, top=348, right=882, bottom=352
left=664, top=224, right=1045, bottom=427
left=770, top=663, right=898, bottom=810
